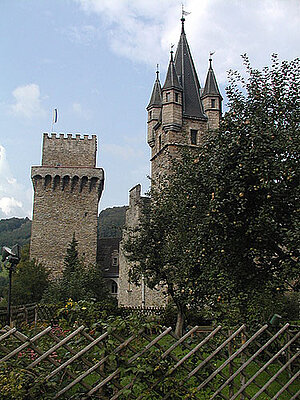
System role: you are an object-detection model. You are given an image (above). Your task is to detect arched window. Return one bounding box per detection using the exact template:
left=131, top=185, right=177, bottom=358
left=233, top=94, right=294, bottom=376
left=111, top=281, right=118, bottom=294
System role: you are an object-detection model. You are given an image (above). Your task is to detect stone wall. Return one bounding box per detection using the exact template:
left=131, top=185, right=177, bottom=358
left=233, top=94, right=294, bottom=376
left=118, top=184, right=167, bottom=307
left=42, top=133, right=97, bottom=167
left=30, top=134, right=104, bottom=276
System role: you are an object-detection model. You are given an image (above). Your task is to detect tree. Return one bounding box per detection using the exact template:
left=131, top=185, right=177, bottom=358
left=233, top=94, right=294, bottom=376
left=125, top=55, right=299, bottom=334
left=10, top=244, right=50, bottom=305
left=43, top=234, right=113, bottom=304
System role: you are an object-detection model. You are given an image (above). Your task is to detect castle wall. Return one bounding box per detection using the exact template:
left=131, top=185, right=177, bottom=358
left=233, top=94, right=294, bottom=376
left=42, top=133, right=97, bottom=167
left=118, top=184, right=166, bottom=307
left=30, top=134, right=104, bottom=276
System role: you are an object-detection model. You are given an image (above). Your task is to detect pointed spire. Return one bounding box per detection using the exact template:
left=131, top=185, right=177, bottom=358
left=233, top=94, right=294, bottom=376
left=147, top=65, right=162, bottom=109
left=202, top=55, right=222, bottom=97
left=162, top=48, right=182, bottom=91
left=174, top=19, right=206, bottom=119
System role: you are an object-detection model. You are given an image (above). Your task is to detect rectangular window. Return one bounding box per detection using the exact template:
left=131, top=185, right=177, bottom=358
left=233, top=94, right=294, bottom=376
left=175, top=93, right=179, bottom=102
left=159, top=135, right=162, bottom=150
left=166, top=92, right=170, bottom=102
left=211, top=99, right=216, bottom=108
left=191, top=130, right=197, bottom=145
left=112, top=256, right=118, bottom=266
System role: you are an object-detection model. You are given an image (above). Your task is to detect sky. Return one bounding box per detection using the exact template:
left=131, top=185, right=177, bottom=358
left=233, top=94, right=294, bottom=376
left=0, top=0, right=299, bottom=220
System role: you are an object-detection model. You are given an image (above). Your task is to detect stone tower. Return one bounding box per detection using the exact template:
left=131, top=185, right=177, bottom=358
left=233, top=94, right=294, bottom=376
left=30, top=133, right=104, bottom=275
left=147, top=17, right=222, bottom=181
left=118, top=17, right=223, bottom=307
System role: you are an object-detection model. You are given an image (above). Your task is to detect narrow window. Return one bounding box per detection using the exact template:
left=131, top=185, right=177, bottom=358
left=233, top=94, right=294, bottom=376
left=111, top=281, right=118, bottom=294
left=166, top=92, right=170, bottom=102
left=211, top=99, right=216, bottom=108
left=149, top=111, right=152, bottom=120
left=159, top=135, right=162, bottom=150
left=175, top=93, right=179, bottom=102
left=112, top=256, right=118, bottom=267
left=191, top=129, right=197, bottom=145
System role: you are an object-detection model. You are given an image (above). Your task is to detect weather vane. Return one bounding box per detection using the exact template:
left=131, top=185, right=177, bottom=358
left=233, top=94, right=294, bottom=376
left=181, top=4, right=191, bottom=18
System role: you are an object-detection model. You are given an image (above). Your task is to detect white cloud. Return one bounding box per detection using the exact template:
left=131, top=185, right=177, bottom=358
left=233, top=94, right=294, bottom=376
left=102, top=143, right=143, bottom=160
left=0, top=144, right=31, bottom=219
left=10, top=83, right=46, bottom=119
left=74, top=0, right=300, bottom=84
left=63, top=24, right=101, bottom=45
left=71, top=102, right=91, bottom=119
left=0, top=197, right=23, bottom=216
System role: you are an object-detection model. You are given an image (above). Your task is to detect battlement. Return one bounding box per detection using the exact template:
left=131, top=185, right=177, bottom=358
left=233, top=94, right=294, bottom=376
left=43, top=132, right=97, bottom=140
left=42, top=132, right=97, bottom=167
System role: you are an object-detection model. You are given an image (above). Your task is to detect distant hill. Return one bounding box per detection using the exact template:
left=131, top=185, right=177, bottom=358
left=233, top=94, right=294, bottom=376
left=0, top=207, right=128, bottom=253
left=0, top=217, right=32, bottom=253
left=98, top=206, right=128, bottom=238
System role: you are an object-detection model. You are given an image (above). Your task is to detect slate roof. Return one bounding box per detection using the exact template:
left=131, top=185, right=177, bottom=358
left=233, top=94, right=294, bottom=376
left=147, top=70, right=162, bottom=109
left=174, top=19, right=207, bottom=119
left=202, top=59, right=222, bottom=98
left=162, top=52, right=182, bottom=91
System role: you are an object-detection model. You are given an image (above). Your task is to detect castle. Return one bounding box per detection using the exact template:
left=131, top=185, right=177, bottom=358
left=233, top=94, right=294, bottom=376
left=30, top=17, right=222, bottom=304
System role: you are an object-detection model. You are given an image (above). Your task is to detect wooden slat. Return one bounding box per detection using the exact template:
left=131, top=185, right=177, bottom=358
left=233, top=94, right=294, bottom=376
left=28, top=325, right=85, bottom=368
left=46, top=330, right=110, bottom=379
left=250, top=350, right=300, bottom=400
left=1, top=327, right=52, bottom=362
left=54, top=329, right=143, bottom=399
left=195, top=324, right=268, bottom=391
left=212, top=323, right=292, bottom=399
left=0, top=327, right=16, bottom=342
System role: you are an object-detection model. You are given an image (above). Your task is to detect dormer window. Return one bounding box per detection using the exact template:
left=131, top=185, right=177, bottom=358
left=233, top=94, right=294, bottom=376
left=166, top=92, right=170, bottom=102
left=211, top=99, right=216, bottom=108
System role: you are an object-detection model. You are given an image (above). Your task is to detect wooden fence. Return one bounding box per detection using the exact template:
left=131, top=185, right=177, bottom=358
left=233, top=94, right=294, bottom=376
left=0, top=304, right=165, bottom=327
left=0, top=322, right=299, bottom=399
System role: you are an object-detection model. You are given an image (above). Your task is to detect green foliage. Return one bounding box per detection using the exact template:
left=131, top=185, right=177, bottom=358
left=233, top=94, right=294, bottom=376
left=125, top=55, right=299, bottom=327
left=8, top=244, right=50, bottom=305
left=0, top=363, right=53, bottom=400
left=42, top=235, right=114, bottom=304
left=0, top=217, right=31, bottom=253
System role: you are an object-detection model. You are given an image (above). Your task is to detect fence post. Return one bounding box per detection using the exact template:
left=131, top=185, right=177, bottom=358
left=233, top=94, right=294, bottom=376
left=228, top=329, right=234, bottom=398
left=24, top=305, right=28, bottom=324
left=240, top=328, right=246, bottom=400
left=286, top=328, right=292, bottom=378
left=34, top=304, right=38, bottom=326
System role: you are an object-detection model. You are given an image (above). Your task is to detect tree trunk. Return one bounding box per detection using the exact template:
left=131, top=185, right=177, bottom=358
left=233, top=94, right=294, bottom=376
left=175, top=305, right=185, bottom=337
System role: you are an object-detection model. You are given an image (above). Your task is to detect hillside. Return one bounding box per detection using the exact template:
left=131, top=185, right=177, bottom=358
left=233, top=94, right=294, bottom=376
left=98, top=206, right=128, bottom=238
left=0, top=207, right=127, bottom=253
left=0, top=217, right=31, bottom=253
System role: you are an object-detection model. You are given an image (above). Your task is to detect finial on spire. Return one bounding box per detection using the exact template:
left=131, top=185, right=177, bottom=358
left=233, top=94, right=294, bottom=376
left=209, top=51, right=215, bottom=68
left=156, top=64, right=159, bottom=80
left=170, top=44, right=175, bottom=61
left=181, top=4, right=191, bottom=33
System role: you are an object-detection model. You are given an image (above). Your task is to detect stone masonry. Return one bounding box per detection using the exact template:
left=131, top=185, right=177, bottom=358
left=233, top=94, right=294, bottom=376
left=118, top=185, right=166, bottom=307
left=30, top=133, right=104, bottom=276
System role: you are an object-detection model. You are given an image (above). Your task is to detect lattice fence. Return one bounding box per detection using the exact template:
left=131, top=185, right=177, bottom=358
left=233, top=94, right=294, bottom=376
left=0, top=323, right=299, bottom=399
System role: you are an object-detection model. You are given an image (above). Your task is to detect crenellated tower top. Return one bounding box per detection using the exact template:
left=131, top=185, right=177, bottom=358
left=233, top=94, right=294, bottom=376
left=42, top=132, right=97, bottom=167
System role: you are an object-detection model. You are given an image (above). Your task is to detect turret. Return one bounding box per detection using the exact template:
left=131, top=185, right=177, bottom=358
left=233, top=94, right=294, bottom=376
left=146, top=67, right=162, bottom=147
left=201, top=57, right=222, bottom=130
left=161, top=50, right=183, bottom=132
